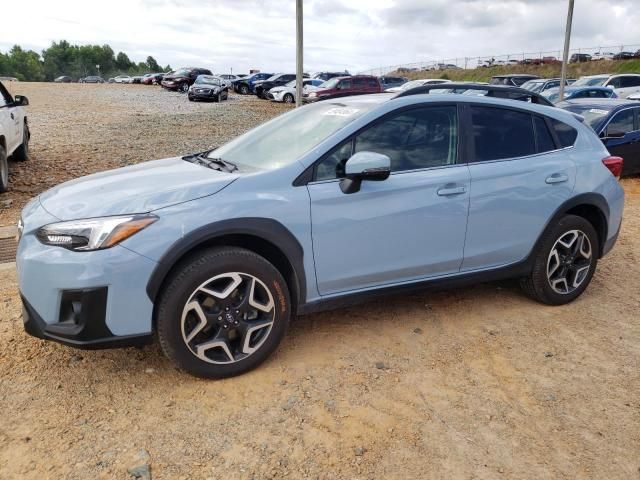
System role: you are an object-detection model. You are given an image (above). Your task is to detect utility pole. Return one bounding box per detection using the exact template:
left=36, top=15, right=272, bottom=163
left=559, top=0, right=574, bottom=101
left=295, top=0, right=303, bottom=107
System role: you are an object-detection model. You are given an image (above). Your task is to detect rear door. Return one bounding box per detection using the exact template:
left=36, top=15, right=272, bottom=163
left=462, top=105, right=577, bottom=271
left=602, top=107, right=640, bottom=176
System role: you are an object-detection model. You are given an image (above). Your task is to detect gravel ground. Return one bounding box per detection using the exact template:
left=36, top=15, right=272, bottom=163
left=0, top=83, right=639, bottom=480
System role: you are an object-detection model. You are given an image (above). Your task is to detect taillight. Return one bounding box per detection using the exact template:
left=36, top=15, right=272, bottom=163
left=602, top=156, right=624, bottom=180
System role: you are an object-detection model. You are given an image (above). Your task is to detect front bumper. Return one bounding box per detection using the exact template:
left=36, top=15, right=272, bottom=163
left=189, top=89, right=217, bottom=99
left=17, top=200, right=158, bottom=348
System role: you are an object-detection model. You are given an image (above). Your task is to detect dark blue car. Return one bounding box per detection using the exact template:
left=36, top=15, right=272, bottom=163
left=560, top=99, right=640, bottom=176
left=233, top=72, right=274, bottom=95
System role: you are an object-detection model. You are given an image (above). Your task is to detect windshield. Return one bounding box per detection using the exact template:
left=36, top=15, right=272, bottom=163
left=174, top=69, right=191, bottom=77
left=195, top=76, right=220, bottom=85
left=207, top=101, right=374, bottom=170
left=266, top=74, right=281, bottom=81
left=320, top=78, right=340, bottom=89
left=401, top=80, right=425, bottom=90
left=521, top=80, right=544, bottom=93
left=285, top=80, right=296, bottom=87
left=572, top=76, right=608, bottom=87
left=562, top=105, right=612, bottom=130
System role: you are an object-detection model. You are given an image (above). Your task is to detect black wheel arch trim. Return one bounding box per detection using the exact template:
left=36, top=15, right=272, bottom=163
left=146, top=218, right=306, bottom=306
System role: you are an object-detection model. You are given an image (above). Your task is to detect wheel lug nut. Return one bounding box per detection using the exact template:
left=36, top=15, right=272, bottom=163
left=225, top=307, right=230, bottom=311
left=217, top=316, right=222, bottom=321
left=223, top=324, right=228, bottom=328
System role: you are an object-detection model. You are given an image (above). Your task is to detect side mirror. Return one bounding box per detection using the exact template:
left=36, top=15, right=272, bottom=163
left=14, top=95, right=29, bottom=106
left=340, top=151, right=391, bottom=194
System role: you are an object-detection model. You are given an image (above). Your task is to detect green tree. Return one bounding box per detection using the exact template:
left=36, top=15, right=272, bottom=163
left=115, top=52, right=133, bottom=72
left=7, top=45, right=44, bottom=81
left=146, top=56, right=161, bottom=72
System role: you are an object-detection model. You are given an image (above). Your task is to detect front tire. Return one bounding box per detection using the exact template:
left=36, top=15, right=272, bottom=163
left=180, top=83, right=189, bottom=93
left=239, top=84, right=249, bottom=95
left=157, top=247, right=291, bottom=378
left=520, top=215, right=599, bottom=305
left=283, top=93, right=294, bottom=104
left=12, top=123, right=30, bottom=161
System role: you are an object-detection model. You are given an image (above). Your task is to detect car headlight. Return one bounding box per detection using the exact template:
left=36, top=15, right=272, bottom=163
left=309, top=92, right=317, bottom=97
left=36, top=214, right=158, bottom=251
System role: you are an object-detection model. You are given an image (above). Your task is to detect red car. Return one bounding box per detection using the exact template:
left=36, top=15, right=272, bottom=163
left=304, top=75, right=381, bottom=102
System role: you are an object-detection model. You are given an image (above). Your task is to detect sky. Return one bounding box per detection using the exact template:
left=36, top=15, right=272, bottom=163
left=2, top=0, right=639, bottom=74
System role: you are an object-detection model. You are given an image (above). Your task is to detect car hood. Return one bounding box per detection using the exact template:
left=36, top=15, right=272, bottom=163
left=39, top=157, right=238, bottom=220
left=162, top=75, right=187, bottom=81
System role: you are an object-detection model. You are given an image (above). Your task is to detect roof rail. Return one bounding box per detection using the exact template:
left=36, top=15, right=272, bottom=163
left=394, top=83, right=554, bottom=107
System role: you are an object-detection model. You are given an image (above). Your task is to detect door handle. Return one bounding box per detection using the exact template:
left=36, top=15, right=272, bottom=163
left=545, top=173, right=568, bottom=184
left=437, top=185, right=466, bottom=196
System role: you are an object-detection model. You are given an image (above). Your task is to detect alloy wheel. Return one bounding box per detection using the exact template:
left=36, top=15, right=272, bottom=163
left=181, top=272, right=275, bottom=364
left=546, top=229, right=592, bottom=294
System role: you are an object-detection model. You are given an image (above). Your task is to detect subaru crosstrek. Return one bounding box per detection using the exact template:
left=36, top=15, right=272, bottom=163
left=17, top=93, right=625, bottom=378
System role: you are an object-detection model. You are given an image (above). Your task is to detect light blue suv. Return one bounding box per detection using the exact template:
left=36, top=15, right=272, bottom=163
left=17, top=92, right=625, bottom=378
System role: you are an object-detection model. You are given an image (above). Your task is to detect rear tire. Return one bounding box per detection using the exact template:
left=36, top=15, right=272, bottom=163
left=12, top=123, right=30, bottom=161
left=157, top=247, right=291, bottom=379
left=0, top=145, right=8, bottom=193
left=520, top=215, right=599, bottom=305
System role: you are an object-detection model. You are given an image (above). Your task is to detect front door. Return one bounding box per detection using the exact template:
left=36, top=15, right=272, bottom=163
left=307, top=104, right=470, bottom=295
left=602, top=107, right=640, bottom=176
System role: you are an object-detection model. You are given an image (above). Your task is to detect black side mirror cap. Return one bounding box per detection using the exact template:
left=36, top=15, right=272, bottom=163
left=14, top=95, right=29, bottom=106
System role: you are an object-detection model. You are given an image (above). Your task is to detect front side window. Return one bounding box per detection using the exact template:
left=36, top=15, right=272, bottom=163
left=315, top=106, right=458, bottom=180
left=339, top=79, right=352, bottom=89
left=607, top=109, right=635, bottom=135
left=470, top=107, right=535, bottom=162
left=621, top=76, right=640, bottom=88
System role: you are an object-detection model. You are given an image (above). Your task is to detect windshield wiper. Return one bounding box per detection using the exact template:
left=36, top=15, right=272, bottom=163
left=183, top=150, right=238, bottom=173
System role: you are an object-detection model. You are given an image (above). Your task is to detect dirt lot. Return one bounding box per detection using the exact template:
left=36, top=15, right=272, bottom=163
left=0, top=83, right=639, bottom=480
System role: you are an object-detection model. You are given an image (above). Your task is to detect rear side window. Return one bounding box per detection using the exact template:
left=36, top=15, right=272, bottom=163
left=367, top=78, right=378, bottom=87
left=550, top=119, right=578, bottom=148
left=534, top=116, right=556, bottom=153
left=470, top=106, right=536, bottom=161
left=620, top=76, right=640, bottom=88
left=353, top=78, right=365, bottom=88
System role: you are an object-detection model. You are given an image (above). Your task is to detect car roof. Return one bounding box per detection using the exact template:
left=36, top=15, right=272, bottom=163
left=492, top=74, right=539, bottom=78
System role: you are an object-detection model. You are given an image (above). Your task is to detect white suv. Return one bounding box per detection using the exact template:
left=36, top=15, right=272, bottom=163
left=0, top=81, right=30, bottom=193
left=572, top=74, right=640, bottom=99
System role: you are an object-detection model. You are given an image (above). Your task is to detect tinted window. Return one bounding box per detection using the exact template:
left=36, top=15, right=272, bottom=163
left=620, top=76, right=640, bottom=88
left=550, top=119, right=578, bottom=147
left=339, top=79, right=352, bottom=89
left=470, top=107, right=535, bottom=161
left=314, top=106, right=458, bottom=180
left=534, top=116, right=556, bottom=153
left=353, top=78, right=365, bottom=88
left=367, top=78, right=378, bottom=87
left=353, top=106, right=458, bottom=172
left=607, top=109, right=635, bottom=135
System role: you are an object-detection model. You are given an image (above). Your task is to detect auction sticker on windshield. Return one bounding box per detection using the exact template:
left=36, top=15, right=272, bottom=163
left=323, top=107, right=360, bottom=117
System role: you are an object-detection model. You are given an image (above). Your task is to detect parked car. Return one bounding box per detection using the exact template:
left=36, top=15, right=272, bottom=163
left=0, top=80, right=29, bottom=193
left=560, top=98, right=640, bottom=176
left=490, top=74, right=539, bottom=87
left=161, top=68, right=213, bottom=92
left=520, top=78, right=572, bottom=94
left=233, top=72, right=273, bottom=95
left=187, top=75, right=229, bottom=102
left=542, top=56, right=561, bottom=64
left=378, top=76, right=408, bottom=90
left=130, top=75, right=145, bottom=84
left=311, top=72, right=349, bottom=81
left=109, top=75, right=132, bottom=84
left=591, top=52, right=615, bottom=61
left=544, top=86, right=618, bottom=104
left=572, top=74, right=640, bottom=98
left=613, top=51, right=636, bottom=60
left=17, top=91, right=624, bottom=379
left=268, top=79, right=324, bottom=103
left=628, top=92, right=640, bottom=101
left=80, top=76, right=104, bottom=84
left=254, top=74, right=304, bottom=99
left=305, top=75, right=382, bottom=102
left=142, top=73, right=165, bottom=85
left=54, top=76, right=73, bottom=83
left=215, top=74, right=239, bottom=89
left=385, top=78, right=452, bottom=93
left=570, top=53, right=592, bottom=63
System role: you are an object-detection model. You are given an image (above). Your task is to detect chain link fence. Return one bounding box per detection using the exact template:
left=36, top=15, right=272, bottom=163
left=358, top=44, right=640, bottom=76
